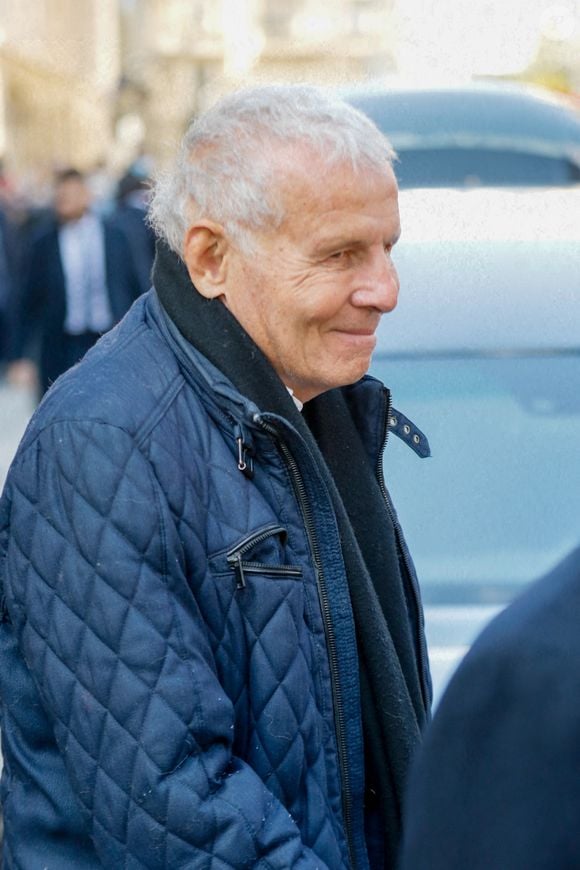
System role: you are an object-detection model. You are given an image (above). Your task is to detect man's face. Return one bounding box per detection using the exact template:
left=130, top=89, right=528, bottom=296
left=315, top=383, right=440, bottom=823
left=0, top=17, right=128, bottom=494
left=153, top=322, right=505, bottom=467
left=222, top=150, right=401, bottom=403
left=54, top=178, right=91, bottom=223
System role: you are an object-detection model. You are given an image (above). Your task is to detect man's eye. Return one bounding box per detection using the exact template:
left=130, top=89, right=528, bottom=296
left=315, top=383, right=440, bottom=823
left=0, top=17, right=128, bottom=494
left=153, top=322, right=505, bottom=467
left=329, top=250, right=349, bottom=261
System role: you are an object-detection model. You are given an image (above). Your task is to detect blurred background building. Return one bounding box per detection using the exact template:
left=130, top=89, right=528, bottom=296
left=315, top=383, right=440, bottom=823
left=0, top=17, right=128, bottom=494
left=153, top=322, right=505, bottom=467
left=0, top=0, right=120, bottom=189
left=117, top=0, right=398, bottom=166
left=1, top=0, right=579, bottom=186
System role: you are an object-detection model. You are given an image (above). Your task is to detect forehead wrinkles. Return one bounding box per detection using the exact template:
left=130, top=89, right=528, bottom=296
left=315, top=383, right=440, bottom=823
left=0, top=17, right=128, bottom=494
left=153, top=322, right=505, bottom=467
left=273, top=152, right=398, bottom=240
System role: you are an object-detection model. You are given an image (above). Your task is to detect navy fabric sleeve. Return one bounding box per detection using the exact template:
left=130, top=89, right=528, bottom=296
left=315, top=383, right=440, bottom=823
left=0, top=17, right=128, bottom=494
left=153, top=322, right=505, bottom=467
left=3, top=419, right=328, bottom=869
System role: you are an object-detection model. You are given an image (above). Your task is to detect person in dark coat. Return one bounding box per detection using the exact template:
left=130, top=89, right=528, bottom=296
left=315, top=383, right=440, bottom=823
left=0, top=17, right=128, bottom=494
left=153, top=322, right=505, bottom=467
left=399, top=543, right=580, bottom=870
left=0, top=85, right=431, bottom=868
left=8, top=168, right=142, bottom=396
left=0, top=206, right=17, bottom=363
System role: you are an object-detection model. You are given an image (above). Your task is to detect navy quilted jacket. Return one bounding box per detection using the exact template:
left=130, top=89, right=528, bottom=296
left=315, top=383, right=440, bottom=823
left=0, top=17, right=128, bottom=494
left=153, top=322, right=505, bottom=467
left=0, top=291, right=423, bottom=868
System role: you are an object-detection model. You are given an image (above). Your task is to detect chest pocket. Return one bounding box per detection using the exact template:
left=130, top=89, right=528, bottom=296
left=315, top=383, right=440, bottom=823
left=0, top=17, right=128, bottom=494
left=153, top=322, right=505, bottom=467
left=206, top=524, right=314, bottom=779
left=208, top=524, right=303, bottom=590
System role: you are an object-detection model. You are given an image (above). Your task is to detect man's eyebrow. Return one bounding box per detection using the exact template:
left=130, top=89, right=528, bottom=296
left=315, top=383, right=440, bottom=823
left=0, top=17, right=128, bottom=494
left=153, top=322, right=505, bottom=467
left=313, top=234, right=364, bottom=252
left=311, top=226, right=402, bottom=256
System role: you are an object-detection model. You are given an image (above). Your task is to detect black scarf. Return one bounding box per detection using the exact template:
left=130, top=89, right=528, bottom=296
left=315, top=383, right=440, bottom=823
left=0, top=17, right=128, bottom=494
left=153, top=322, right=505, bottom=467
left=153, top=242, right=427, bottom=867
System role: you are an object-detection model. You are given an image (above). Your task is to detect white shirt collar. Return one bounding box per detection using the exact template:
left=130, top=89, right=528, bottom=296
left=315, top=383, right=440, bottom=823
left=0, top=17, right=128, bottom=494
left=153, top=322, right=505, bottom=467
left=286, top=387, right=303, bottom=412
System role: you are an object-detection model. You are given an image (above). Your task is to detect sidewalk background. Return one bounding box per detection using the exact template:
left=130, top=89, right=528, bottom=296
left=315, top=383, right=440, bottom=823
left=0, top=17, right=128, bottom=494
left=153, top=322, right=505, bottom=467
left=0, top=380, right=35, bottom=490
left=0, top=379, right=34, bottom=796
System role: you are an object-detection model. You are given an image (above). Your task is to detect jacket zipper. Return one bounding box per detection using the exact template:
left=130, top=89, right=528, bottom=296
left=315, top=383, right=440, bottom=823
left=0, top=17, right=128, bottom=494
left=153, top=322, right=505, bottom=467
left=256, top=417, right=356, bottom=869
left=225, top=525, right=302, bottom=589
left=225, top=525, right=287, bottom=559
left=227, top=561, right=303, bottom=577
left=229, top=560, right=303, bottom=590
left=228, top=554, right=303, bottom=589
left=376, top=389, right=431, bottom=711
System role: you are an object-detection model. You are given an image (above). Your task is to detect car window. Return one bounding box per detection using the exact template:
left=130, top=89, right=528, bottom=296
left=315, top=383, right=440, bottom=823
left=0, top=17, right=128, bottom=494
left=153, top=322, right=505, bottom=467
left=372, top=354, right=580, bottom=604
left=395, top=148, right=580, bottom=188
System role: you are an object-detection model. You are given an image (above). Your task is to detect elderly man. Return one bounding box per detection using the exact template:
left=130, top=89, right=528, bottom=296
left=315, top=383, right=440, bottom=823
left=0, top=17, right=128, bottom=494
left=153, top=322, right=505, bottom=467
left=0, top=86, right=430, bottom=868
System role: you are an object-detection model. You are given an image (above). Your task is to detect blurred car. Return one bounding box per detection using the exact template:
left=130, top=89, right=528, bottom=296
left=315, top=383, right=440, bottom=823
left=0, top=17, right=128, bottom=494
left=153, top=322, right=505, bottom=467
left=370, top=184, right=580, bottom=702
left=348, top=81, right=580, bottom=700
left=347, top=81, right=580, bottom=189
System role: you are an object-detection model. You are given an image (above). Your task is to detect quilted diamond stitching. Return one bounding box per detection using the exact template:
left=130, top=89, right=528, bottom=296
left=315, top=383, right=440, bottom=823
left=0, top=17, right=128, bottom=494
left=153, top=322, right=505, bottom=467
left=1, top=371, right=347, bottom=866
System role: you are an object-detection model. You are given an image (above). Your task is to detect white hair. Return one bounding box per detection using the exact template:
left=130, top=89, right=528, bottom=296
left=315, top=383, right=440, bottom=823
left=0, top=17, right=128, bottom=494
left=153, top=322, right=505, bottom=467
left=148, top=84, right=396, bottom=256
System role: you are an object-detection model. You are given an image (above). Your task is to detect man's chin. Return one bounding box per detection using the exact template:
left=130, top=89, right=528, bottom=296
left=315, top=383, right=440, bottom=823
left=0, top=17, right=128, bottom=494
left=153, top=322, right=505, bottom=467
left=329, top=360, right=373, bottom=391
left=292, top=358, right=372, bottom=401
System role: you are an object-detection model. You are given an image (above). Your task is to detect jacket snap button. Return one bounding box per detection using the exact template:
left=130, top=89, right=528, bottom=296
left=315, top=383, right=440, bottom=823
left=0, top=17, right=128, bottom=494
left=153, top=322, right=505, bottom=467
left=403, top=424, right=411, bottom=435
left=413, top=434, right=420, bottom=444
left=389, top=416, right=398, bottom=427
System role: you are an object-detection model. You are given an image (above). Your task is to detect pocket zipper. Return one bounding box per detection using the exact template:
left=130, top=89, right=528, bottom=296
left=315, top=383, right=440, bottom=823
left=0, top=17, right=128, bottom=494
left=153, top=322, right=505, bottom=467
left=225, top=525, right=303, bottom=590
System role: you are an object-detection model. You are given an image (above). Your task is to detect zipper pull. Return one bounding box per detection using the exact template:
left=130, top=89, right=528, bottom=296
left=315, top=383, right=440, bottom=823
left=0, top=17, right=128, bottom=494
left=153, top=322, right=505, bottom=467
left=234, top=553, right=246, bottom=590
left=234, top=423, right=255, bottom=479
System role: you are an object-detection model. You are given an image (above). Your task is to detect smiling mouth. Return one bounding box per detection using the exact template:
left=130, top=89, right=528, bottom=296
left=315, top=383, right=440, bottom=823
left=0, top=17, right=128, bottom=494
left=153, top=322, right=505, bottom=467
left=333, top=329, right=377, bottom=347
left=336, top=329, right=375, bottom=336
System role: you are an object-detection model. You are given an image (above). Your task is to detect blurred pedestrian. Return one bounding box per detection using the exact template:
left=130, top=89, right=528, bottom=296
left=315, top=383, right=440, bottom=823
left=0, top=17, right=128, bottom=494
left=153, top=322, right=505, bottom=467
left=399, top=545, right=580, bottom=870
left=109, top=170, right=156, bottom=293
left=0, top=85, right=431, bottom=868
left=8, top=168, right=142, bottom=396
left=0, top=204, right=17, bottom=364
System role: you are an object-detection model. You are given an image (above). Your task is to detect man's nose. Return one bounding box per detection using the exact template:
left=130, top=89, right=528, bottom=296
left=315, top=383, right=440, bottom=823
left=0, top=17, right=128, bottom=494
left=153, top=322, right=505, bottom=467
left=350, top=251, right=399, bottom=312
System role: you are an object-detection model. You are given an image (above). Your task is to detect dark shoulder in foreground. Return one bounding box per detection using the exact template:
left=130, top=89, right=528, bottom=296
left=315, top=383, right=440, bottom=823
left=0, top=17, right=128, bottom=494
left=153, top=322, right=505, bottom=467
left=400, top=543, right=580, bottom=870
left=460, top=540, right=580, bottom=671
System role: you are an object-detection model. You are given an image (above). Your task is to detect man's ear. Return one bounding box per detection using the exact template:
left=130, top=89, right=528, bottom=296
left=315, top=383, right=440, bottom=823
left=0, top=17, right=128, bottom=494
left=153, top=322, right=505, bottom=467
left=183, top=222, right=229, bottom=300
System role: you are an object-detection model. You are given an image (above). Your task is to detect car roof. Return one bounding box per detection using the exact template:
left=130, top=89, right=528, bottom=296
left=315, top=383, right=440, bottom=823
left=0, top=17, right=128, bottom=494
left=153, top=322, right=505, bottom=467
left=375, top=186, right=580, bottom=356
left=346, top=82, right=580, bottom=160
